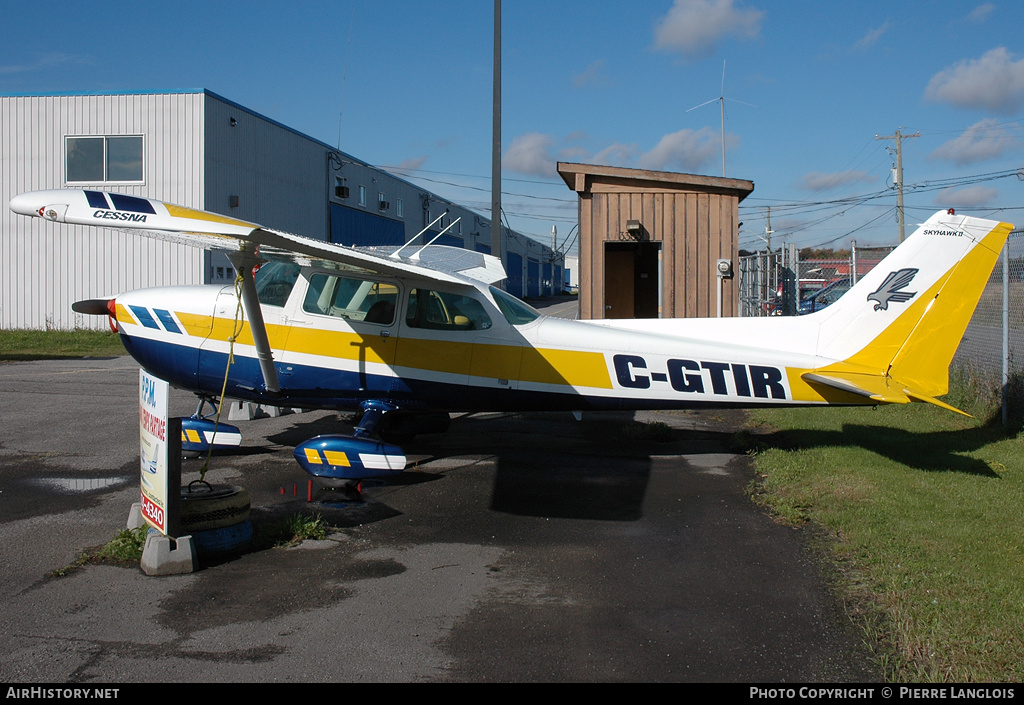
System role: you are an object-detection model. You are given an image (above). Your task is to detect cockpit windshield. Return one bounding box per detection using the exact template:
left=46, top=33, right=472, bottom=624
left=490, top=286, right=541, bottom=326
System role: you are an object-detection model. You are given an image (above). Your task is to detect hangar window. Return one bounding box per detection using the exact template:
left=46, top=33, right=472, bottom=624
left=66, top=135, right=144, bottom=183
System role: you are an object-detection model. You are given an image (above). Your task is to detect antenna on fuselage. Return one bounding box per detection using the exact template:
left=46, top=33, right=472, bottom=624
left=410, top=216, right=461, bottom=261
left=391, top=211, right=447, bottom=259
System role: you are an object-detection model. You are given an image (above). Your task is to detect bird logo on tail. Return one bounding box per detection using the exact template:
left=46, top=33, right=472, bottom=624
left=867, top=268, right=919, bottom=311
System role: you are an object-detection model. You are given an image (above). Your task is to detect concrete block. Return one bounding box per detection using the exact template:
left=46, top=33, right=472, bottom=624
left=227, top=400, right=259, bottom=421
left=140, top=531, right=196, bottom=576
left=126, top=503, right=146, bottom=530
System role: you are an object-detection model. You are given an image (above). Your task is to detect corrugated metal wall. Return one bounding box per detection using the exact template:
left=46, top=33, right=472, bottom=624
left=203, top=95, right=327, bottom=239
left=2, top=91, right=565, bottom=328
left=1, top=93, right=205, bottom=329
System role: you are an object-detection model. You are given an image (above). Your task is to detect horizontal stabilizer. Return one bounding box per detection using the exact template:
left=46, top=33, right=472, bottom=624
left=802, top=371, right=971, bottom=416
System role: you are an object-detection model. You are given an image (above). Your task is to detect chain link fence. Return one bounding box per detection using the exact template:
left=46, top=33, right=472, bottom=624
left=739, top=242, right=894, bottom=318
left=738, top=230, right=1024, bottom=423
left=953, top=229, right=1024, bottom=424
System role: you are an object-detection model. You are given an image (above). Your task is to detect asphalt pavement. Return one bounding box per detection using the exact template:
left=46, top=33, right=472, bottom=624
left=0, top=354, right=879, bottom=683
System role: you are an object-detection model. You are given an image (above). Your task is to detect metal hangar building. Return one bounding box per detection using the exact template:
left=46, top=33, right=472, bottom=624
left=0, top=89, right=564, bottom=329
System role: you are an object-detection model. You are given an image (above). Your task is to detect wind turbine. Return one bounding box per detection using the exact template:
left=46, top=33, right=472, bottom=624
left=685, top=61, right=757, bottom=178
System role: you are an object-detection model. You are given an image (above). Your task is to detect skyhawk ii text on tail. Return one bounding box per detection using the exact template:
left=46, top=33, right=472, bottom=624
left=10, top=189, right=1013, bottom=485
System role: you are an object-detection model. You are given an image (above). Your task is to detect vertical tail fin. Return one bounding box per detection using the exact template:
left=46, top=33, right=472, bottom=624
left=800, top=211, right=1012, bottom=410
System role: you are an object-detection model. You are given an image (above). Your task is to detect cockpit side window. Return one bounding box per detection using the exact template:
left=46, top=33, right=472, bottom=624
left=302, top=273, right=397, bottom=325
left=490, top=286, right=540, bottom=326
left=406, top=289, right=492, bottom=331
left=253, top=262, right=301, bottom=307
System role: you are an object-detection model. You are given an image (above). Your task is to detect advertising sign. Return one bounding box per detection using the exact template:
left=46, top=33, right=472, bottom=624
left=139, top=370, right=180, bottom=535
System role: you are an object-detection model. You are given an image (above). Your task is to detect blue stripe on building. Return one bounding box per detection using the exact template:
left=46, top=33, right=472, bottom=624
left=330, top=203, right=404, bottom=247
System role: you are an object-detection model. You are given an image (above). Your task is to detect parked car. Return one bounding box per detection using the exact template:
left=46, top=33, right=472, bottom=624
left=797, top=278, right=850, bottom=315
left=764, top=281, right=827, bottom=316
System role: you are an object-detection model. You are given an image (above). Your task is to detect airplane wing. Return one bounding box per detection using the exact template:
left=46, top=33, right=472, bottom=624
left=9, top=189, right=506, bottom=286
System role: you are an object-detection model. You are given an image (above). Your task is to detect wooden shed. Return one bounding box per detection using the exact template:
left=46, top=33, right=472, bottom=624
left=557, top=162, right=754, bottom=320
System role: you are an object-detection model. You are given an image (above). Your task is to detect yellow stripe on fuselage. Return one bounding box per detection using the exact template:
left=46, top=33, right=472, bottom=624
left=153, top=311, right=613, bottom=390
left=114, top=303, right=133, bottom=325
left=521, top=347, right=611, bottom=388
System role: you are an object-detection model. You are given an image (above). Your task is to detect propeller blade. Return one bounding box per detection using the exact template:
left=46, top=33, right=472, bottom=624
left=72, top=298, right=115, bottom=316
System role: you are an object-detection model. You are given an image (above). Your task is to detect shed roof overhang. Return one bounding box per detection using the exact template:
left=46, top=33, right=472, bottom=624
left=557, top=162, right=754, bottom=201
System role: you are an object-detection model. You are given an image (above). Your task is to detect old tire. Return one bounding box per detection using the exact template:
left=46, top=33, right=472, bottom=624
left=190, top=520, right=253, bottom=557
left=180, top=483, right=250, bottom=532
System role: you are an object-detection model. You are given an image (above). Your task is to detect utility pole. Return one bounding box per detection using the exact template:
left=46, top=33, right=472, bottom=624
left=876, top=129, right=919, bottom=242
left=491, top=0, right=504, bottom=270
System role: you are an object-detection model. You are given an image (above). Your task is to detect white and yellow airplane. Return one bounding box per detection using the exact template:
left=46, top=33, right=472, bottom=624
left=10, top=189, right=1013, bottom=484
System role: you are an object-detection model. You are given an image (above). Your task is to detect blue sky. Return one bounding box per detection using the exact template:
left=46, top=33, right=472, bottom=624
left=4, top=0, right=1024, bottom=251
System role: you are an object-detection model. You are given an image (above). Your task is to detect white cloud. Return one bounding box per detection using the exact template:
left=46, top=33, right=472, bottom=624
left=798, top=170, right=874, bottom=191
left=573, top=60, right=610, bottom=89
left=929, top=119, right=1021, bottom=165
left=0, top=52, right=89, bottom=75
left=592, top=142, right=640, bottom=166
left=391, top=156, right=428, bottom=172
left=637, top=128, right=726, bottom=172
left=653, top=0, right=764, bottom=60
left=925, top=47, right=1024, bottom=115
left=503, top=127, right=733, bottom=177
left=503, top=133, right=558, bottom=177
left=933, top=185, right=999, bottom=208
left=967, top=3, right=995, bottom=22
left=853, top=21, right=892, bottom=52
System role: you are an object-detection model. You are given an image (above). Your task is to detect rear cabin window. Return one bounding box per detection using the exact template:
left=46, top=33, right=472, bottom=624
left=303, top=274, right=398, bottom=325
left=406, top=289, right=492, bottom=331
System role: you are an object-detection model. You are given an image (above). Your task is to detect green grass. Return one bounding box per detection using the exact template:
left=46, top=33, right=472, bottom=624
left=0, top=329, right=126, bottom=360
left=746, top=378, right=1024, bottom=682
left=253, top=513, right=331, bottom=549
left=50, top=526, right=149, bottom=577
left=50, top=514, right=333, bottom=577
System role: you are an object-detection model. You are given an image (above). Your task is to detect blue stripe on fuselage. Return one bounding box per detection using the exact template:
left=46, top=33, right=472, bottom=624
left=118, top=334, right=767, bottom=415
left=153, top=309, right=181, bottom=334
left=128, top=306, right=159, bottom=330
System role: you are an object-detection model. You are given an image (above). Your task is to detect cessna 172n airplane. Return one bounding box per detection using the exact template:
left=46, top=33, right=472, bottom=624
left=10, top=189, right=1013, bottom=485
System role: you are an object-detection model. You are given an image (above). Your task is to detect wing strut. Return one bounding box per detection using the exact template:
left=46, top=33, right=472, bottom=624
left=227, top=248, right=281, bottom=394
